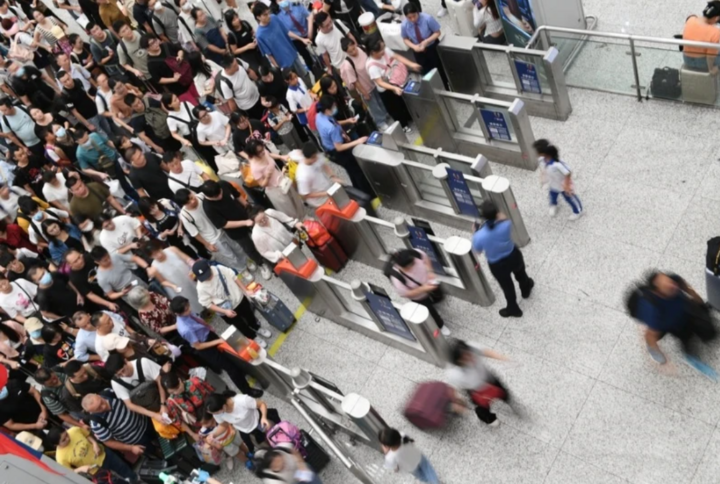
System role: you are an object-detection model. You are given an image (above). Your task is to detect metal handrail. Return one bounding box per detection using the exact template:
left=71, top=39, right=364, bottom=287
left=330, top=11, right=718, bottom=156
left=397, top=142, right=481, bottom=166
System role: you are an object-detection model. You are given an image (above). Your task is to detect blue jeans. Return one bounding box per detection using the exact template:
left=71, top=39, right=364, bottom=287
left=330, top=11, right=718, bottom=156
left=101, top=447, right=137, bottom=480
left=683, top=54, right=720, bottom=72
left=549, top=190, right=582, bottom=214
left=365, top=89, right=390, bottom=128
left=412, top=455, right=440, bottom=484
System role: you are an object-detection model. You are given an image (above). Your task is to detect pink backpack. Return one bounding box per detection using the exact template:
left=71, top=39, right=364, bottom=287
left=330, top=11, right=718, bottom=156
left=266, top=421, right=307, bottom=457
left=368, top=53, right=409, bottom=87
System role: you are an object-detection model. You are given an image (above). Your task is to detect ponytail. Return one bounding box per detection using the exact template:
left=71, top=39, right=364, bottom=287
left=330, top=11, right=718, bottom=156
left=379, top=427, right=413, bottom=448
left=205, top=390, right=236, bottom=413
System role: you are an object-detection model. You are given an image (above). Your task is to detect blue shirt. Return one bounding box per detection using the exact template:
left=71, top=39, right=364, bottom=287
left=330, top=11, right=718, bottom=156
left=177, top=313, right=211, bottom=345
left=316, top=112, right=344, bottom=152
left=637, top=293, right=686, bottom=333
left=472, top=220, right=514, bottom=263
left=76, top=132, right=118, bottom=170
left=256, top=15, right=299, bottom=68
left=400, top=13, right=441, bottom=46
left=277, top=5, right=310, bottom=37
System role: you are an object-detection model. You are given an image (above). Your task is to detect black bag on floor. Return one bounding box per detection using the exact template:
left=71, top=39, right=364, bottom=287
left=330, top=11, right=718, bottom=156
left=650, top=67, right=681, bottom=99
left=345, top=186, right=376, bottom=217
left=300, top=429, right=330, bottom=473
left=707, top=236, right=720, bottom=275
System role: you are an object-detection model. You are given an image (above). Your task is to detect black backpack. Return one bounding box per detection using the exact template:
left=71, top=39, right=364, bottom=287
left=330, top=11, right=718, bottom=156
left=625, top=286, right=648, bottom=320
left=650, top=67, right=681, bottom=99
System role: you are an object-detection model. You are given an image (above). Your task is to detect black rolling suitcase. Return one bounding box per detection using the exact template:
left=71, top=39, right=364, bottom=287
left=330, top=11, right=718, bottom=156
left=300, top=429, right=331, bottom=473
left=253, top=291, right=296, bottom=332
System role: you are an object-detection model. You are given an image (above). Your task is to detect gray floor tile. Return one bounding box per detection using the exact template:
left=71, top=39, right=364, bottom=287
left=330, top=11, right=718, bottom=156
left=664, top=194, right=720, bottom=263
left=563, top=382, right=714, bottom=484
left=538, top=227, right=659, bottom=310
left=544, top=452, right=630, bottom=484
left=497, top=286, right=627, bottom=377
left=690, top=426, right=720, bottom=484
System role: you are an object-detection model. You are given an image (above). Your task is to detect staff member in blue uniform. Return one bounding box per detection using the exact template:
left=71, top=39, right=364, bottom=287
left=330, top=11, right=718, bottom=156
left=472, top=200, right=534, bottom=318
left=315, top=94, right=376, bottom=197
left=401, top=3, right=449, bottom=88
left=276, top=1, right=315, bottom=72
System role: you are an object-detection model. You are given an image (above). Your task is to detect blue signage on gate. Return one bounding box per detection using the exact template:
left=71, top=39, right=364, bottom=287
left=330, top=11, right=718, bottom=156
left=364, top=291, right=415, bottom=341
left=480, top=109, right=512, bottom=141
left=408, top=226, right=446, bottom=275
left=514, top=60, right=542, bottom=94
left=446, top=168, right=480, bottom=218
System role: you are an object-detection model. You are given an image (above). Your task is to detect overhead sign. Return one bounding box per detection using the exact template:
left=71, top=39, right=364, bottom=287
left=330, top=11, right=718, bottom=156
left=364, top=291, right=416, bottom=341
left=446, top=168, right=480, bottom=218
left=480, top=109, right=512, bottom=141
left=407, top=225, right=446, bottom=275
left=514, top=60, right=542, bottom=94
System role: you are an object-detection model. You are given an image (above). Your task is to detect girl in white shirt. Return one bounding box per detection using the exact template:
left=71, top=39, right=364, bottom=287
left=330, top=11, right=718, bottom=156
left=379, top=427, right=439, bottom=484
left=206, top=391, right=280, bottom=455
left=473, top=0, right=505, bottom=44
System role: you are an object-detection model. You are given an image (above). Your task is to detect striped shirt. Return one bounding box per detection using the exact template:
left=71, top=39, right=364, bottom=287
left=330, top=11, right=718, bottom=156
left=41, top=374, right=70, bottom=416
left=90, top=396, right=150, bottom=444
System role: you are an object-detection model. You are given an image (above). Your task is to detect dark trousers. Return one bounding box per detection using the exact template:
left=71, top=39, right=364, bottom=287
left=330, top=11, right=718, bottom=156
left=378, top=89, right=412, bottom=128
left=28, top=142, right=45, bottom=159
left=245, top=99, right=266, bottom=121
left=136, top=418, right=159, bottom=456
left=222, top=296, right=261, bottom=340
left=238, top=408, right=281, bottom=453
left=415, top=296, right=444, bottom=328
left=488, top=247, right=532, bottom=311
left=101, top=447, right=137, bottom=480
left=195, top=332, right=255, bottom=393
left=327, top=149, right=376, bottom=197
left=292, top=40, right=315, bottom=72
left=471, top=373, right=509, bottom=424
left=415, top=42, right=449, bottom=90
left=232, top=233, right=265, bottom=267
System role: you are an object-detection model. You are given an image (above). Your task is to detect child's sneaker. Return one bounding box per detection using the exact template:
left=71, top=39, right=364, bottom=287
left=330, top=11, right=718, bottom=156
left=568, top=211, right=584, bottom=221
left=549, top=206, right=557, bottom=217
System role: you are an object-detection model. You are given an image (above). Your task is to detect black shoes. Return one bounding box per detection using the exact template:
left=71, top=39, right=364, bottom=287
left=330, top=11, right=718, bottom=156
left=499, top=307, right=523, bottom=318
left=521, top=279, right=535, bottom=299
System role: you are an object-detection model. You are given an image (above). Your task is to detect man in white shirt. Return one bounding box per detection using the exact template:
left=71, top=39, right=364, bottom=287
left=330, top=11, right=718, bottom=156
left=162, top=151, right=208, bottom=193
left=218, top=55, right=264, bottom=120
left=175, top=188, right=249, bottom=269
left=295, top=142, right=342, bottom=208
left=248, top=205, right=303, bottom=264
left=73, top=310, right=131, bottom=362
left=194, top=108, right=231, bottom=155
left=99, top=214, right=143, bottom=255
left=314, top=12, right=354, bottom=69
left=42, top=171, right=70, bottom=212
left=55, top=52, right=94, bottom=92
left=105, top=352, right=168, bottom=422
left=0, top=183, right=28, bottom=221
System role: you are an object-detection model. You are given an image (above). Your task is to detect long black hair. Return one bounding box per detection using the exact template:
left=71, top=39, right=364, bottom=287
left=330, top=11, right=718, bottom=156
left=187, top=50, right=213, bottom=78
left=532, top=138, right=559, bottom=160
left=206, top=390, right=236, bottom=413
left=0, top=320, right=21, bottom=343
left=382, top=249, right=420, bottom=281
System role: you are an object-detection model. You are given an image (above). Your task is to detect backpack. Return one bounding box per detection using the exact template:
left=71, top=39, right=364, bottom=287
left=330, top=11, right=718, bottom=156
left=368, top=52, right=409, bottom=88
left=141, top=98, right=172, bottom=139
left=650, top=67, right=681, bottom=99
left=149, top=43, right=193, bottom=88
left=113, top=357, right=162, bottom=411
left=119, top=30, right=147, bottom=67
left=266, top=421, right=306, bottom=457
left=707, top=237, right=720, bottom=276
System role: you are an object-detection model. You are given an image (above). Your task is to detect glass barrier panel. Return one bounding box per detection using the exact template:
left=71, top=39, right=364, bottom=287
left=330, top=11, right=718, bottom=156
left=373, top=223, right=407, bottom=253
left=328, top=282, right=370, bottom=319
left=405, top=164, right=452, bottom=208
left=444, top=97, right=482, bottom=135
left=402, top=149, right=436, bottom=168
left=483, top=49, right=517, bottom=89
left=511, top=53, right=552, bottom=94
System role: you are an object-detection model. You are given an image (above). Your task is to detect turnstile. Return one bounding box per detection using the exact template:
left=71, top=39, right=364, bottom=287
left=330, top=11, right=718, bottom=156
left=402, top=70, right=537, bottom=170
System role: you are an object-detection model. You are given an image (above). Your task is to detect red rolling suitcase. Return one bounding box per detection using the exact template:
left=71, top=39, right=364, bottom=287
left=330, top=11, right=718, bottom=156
left=404, top=381, right=453, bottom=429
left=304, top=220, right=348, bottom=272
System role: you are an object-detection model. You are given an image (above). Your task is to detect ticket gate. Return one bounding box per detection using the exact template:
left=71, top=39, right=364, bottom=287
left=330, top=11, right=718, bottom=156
left=402, top=70, right=537, bottom=170
left=438, top=36, right=572, bottom=121
left=313, top=184, right=496, bottom=306
left=273, top=243, right=450, bottom=367
left=354, top=124, right=531, bottom=247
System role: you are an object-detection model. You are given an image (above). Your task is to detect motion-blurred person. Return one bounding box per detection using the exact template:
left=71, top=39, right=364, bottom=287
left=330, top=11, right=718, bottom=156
left=472, top=200, right=533, bottom=318
left=534, top=139, right=583, bottom=221
left=295, top=142, right=341, bottom=209
left=379, top=427, right=439, bottom=484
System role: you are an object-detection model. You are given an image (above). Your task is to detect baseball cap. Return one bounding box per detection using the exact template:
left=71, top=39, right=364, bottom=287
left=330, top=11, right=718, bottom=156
left=103, top=334, right=130, bottom=351
left=24, top=317, right=44, bottom=344
left=704, top=1, right=720, bottom=18
left=192, top=260, right=213, bottom=282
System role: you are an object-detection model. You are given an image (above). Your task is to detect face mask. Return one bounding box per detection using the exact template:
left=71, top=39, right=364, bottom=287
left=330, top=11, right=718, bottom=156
left=153, top=1, right=163, bottom=9
left=30, top=330, right=42, bottom=340
left=16, top=67, right=25, bottom=78
left=40, top=272, right=52, bottom=285
left=55, top=127, right=67, bottom=138
left=279, top=1, right=290, bottom=8
left=0, top=387, right=7, bottom=400
left=81, top=221, right=95, bottom=232
left=181, top=2, right=191, bottom=11
left=33, top=212, right=43, bottom=221
left=331, top=107, right=338, bottom=116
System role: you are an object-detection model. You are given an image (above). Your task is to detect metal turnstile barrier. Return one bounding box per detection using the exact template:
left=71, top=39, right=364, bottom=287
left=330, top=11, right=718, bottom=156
left=438, top=36, right=572, bottom=121
left=354, top=124, right=530, bottom=247
left=401, top=70, right=537, bottom=170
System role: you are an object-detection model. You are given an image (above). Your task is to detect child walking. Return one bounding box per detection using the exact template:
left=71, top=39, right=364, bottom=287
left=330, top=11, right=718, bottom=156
left=379, top=428, right=440, bottom=484
left=534, top=139, right=584, bottom=221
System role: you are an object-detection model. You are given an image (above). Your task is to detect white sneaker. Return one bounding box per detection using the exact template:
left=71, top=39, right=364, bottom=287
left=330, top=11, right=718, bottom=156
left=440, top=326, right=451, bottom=336
left=260, top=265, right=272, bottom=280
left=568, top=211, right=584, bottom=221
left=255, top=337, right=268, bottom=349
left=225, top=459, right=235, bottom=471
left=257, top=328, right=272, bottom=338
left=436, top=7, right=448, bottom=17
left=247, top=260, right=258, bottom=272
left=549, top=206, right=557, bottom=217
left=402, top=126, right=412, bottom=133
left=488, top=419, right=500, bottom=427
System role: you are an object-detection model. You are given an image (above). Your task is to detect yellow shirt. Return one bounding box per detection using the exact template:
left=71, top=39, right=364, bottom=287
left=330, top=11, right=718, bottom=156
left=55, top=427, right=106, bottom=472
left=16, top=197, right=49, bottom=233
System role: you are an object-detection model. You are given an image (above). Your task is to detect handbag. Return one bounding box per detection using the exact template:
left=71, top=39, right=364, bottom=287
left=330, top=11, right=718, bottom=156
left=470, top=383, right=505, bottom=408
left=279, top=174, right=293, bottom=194
left=8, top=38, right=34, bottom=63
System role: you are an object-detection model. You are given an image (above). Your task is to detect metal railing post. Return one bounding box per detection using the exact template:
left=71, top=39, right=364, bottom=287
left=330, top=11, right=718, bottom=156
left=393, top=217, right=414, bottom=251
left=350, top=280, right=385, bottom=331
left=432, top=163, right=462, bottom=214
left=290, top=367, right=340, bottom=415
left=341, top=393, right=389, bottom=452
left=482, top=175, right=530, bottom=247
left=443, top=236, right=495, bottom=307
left=628, top=38, right=643, bottom=101
left=399, top=302, right=450, bottom=366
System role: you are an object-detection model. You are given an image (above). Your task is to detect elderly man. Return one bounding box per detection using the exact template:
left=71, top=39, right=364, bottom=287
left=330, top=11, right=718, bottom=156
left=73, top=310, right=132, bottom=362
left=248, top=205, right=303, bottom=265
left=66, top=250, right=122, bottom=314
left=82, top=393, right=156, bottom=456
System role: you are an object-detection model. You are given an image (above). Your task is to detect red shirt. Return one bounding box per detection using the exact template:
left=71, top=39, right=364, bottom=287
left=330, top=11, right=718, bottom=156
left=0, top=224, right=37, bottom=252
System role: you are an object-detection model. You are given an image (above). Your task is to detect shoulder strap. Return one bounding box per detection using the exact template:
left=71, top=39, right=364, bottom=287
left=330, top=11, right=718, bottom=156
left=98, top=92, right=110, bottom=112
left=167, top=173, right=200, bottom=192
left=136, top=357, right=146, bottom=383
left=151, top=12, right=166, bottom=34
left=64, top=378, right=79, bottom=398
left=112, top=376, right=135, bottom=390
left=334, top=19, right=348, bottom=38
left=220, top=75, right=234, bottom=95
left=345, top=56, right=357, bottom=76
left=12, top=281, right=38, bottom=311
left=181, top=207, right=197, bottom=227
left=214, top=266, right=231, bottom=300
left=119, top=38, right=132, bottom=66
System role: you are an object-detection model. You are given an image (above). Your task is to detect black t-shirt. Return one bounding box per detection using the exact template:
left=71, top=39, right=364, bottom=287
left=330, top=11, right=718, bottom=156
left=43, top=337, right=74, bottom=368
left=147, top=45, right=186, bottom=96
left=257, top=68, right=289, bottom=106
left=232, top=119, right=267, bottom=155
left=61, top=374, right=110, bottom=413
left=133, top=2, right=152, bottom=27
left=13, top=154, right=46, bottom=198
left=202, top=181, right=251, bottom=240
left=129, top=98, right=168, bottom=145
left=11, top=66, right=55, bottom=101
left=63, top=81, right=99, bottom=120
left=7, top=256, right=46, bottom=282
left=69, top=254, right=100, bottom=297
left=0, top=380, right=42, bottom=425
left=129, top=153, right=174, bottom=200
left=37, top=273, right=80, bottom=318
left=228, top=22, right=264, bottom=70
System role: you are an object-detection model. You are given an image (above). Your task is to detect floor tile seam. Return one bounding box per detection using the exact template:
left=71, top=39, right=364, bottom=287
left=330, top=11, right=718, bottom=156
left=658, top=181, right=711, bottom=257
left=302, top=323, right=391, bottom=365
left=555, top=223, right=666, bottom=257
left=556, top=376, right=599, bottom=454
left=687, top=421, right=720, bottom=484
left=543, top=446, right=634, bottom=484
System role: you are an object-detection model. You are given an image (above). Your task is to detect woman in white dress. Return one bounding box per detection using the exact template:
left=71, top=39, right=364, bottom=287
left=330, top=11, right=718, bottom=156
left=142, top=238, right=204, bottom=314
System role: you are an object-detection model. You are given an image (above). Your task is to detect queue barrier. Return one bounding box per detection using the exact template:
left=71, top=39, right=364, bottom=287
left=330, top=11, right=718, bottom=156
left=401, top=70, right=536, bottom=170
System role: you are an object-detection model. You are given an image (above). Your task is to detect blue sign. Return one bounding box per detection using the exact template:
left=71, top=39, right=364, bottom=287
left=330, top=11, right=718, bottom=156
left=404, top=80, right=421, bottom=95
left=446, top=168, right=480, bottom=218
left=480, top=109, right=512, bottom=141
left=408, top=226, right=446, bottom=276
left=367, top=131, right=383, bottom=145
left=364, top=291, right=415, bottom=341
left=514, top=60, right=542, bottom=94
